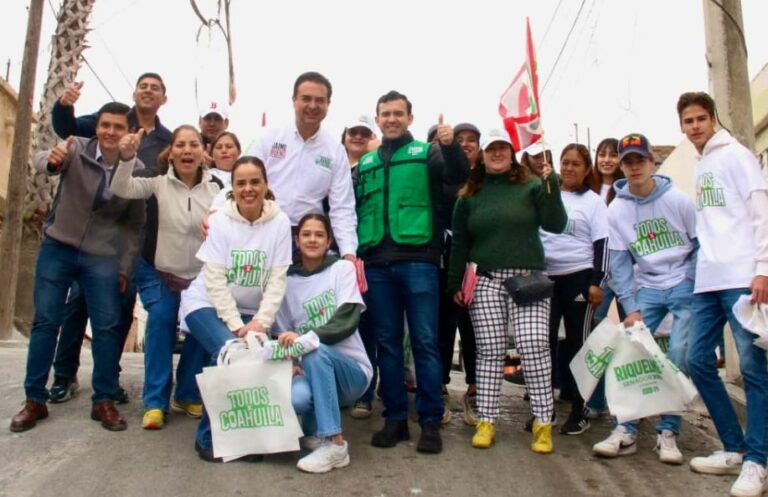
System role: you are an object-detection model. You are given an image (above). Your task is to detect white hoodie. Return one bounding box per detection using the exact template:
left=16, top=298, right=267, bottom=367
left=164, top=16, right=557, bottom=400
left=693, top=129, right=768, bottom=292
left=180, top=198, right=292, bottom=331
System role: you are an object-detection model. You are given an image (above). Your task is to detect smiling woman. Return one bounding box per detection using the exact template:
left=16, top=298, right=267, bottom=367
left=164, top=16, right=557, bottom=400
left=108, top=123, right=223, bottom=431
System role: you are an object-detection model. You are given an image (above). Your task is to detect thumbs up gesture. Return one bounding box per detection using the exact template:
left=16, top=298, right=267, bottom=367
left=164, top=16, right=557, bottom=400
left=436, top=113, right=454, bottom=146
left=118, top=128, right=144, bottom=161
left=48, top=136, right=76, bottom=170
left=59, top=81, right=84, bottom=107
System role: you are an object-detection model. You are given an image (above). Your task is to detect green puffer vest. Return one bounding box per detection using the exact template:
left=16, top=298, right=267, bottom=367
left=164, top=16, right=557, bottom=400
left=355, top=140, right=432, bottom=254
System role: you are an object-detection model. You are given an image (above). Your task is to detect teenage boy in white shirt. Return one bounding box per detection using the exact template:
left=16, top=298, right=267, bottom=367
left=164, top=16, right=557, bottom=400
left=678, top=92, right=768, bottom=497
left=591, top=133, right=697, bottom=465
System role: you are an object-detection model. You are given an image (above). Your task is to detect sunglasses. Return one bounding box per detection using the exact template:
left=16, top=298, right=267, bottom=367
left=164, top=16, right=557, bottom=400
left=347, top=127, right=372, bottom=139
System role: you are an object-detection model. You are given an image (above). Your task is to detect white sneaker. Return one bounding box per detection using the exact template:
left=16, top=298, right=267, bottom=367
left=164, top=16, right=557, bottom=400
left=730, top=461, right=767, bottom=497
left=592, top=425, right=638, bottom=457
left=655, top=430, right=684, bottom=465
left=690, top=450, right=743, bottom=475
left=299, top=435, right=323, bottom=451
left=296, top=441, right=350, bottom=474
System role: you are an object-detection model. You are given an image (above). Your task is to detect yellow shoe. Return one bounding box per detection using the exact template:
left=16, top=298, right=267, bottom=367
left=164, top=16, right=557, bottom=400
left=472, top=421, right=496, bottom=448
left=142, top=409, right=165, bottom=430
left=171, top=400, right=203, bottom=418
left=531, top=420, right=553, bottom=454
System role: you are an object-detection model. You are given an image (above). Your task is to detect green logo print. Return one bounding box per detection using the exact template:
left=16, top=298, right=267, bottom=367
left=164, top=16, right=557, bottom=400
left=630, top=218, right=686, bottom=257
left=315, top=155, right=332, bottom=169
left=219, top=387, right=284, bottom=430
left=298, top=290, right=336, bottom=334
left=585, top=346, right=614, bottom=379
left=227, top=249, right=267, bottom=287
left=695, top=172, right=726, bottom=210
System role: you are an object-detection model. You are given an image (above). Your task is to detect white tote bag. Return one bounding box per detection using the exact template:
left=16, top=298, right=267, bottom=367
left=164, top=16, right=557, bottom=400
left=569, top=319, right=623, bottom=401
left=196, top=333, right=303, bottom=460
left=605, top=322, right=698, bottom=424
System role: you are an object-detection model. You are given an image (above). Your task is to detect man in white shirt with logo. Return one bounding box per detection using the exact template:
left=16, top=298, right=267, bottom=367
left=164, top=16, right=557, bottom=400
left=679, top=91, right=768, bottom=497
left=247, top=72, right=357, bottom=260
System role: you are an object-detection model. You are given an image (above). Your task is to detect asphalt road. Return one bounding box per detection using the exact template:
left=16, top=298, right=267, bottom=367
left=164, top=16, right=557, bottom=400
left=0, top=346, right=735, bottom=497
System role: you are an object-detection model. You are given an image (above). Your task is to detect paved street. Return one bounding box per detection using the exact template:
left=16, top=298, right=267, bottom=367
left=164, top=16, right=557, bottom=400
left=0, top=346, right=736, bottom=497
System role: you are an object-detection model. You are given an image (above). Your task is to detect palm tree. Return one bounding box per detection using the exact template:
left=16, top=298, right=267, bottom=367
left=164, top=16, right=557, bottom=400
left=25, top=0, right=96, bottom=221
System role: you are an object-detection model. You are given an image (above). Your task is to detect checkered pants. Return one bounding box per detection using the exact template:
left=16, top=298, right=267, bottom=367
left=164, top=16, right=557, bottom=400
left=469, top=268, right=553, bottom=423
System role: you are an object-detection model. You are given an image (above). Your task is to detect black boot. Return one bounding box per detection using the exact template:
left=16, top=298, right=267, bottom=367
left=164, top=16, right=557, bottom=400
left=371, top=420, right=410, bottom=448
left=417, top=421, right=443, bottom=454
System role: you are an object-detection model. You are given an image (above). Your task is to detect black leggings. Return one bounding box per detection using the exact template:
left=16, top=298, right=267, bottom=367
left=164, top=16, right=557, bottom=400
left=549, top=269, right=594, bottom=410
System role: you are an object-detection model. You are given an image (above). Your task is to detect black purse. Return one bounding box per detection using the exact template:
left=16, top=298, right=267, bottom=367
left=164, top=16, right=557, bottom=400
left=502, top=270, right=554, bottom=305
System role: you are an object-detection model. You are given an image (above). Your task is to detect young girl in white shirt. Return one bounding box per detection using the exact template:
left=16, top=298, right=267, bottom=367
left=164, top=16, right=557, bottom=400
left=274, top=213, right=371, bottom=474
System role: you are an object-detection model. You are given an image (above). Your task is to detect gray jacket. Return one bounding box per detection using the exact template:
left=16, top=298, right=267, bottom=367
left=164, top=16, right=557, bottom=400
left=34, top=136, right=146, bottom=275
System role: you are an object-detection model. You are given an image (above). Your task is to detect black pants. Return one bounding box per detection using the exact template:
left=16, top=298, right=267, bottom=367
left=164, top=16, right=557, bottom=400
left=549, top=269, right=594, bottom=411
left=438, top=266, right=477, bottom=386
left=52, top=280, right=136, bottom=380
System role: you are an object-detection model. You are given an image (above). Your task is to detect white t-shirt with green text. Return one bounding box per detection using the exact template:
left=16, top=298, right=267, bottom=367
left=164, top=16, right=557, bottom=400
left=180, top=209, right=292, bottom=319
left=275, top=260, right=372, bottom=382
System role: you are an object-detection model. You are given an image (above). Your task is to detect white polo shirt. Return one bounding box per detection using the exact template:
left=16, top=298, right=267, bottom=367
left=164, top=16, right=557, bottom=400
left=247, top=125, right=358, bottom=256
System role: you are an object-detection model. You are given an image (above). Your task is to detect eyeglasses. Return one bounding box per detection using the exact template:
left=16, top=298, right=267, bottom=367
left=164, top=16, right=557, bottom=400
left=347, top=127, right=372, bottom=139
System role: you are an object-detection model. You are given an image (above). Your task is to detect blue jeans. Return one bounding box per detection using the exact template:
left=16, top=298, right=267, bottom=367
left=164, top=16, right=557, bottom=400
left=621, top=279, right=694, bottom=435
left=356, top=307, right=378, bottom=403
left=184, top=307, right=243, bottom=450
left=134, top=259, right=205, bottom=411
left=292, top=344, right=369, bottom=437
left=361, top=262, right=443, bottom=424
left=688, top=289, right=768, bottom=465
left=53, top=279, right=137, bottom=380
left=24, top=237, right=122, bottom=403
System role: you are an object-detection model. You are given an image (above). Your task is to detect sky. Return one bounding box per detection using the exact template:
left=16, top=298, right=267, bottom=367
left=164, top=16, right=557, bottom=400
left=2, top=0, right=768, bottom=156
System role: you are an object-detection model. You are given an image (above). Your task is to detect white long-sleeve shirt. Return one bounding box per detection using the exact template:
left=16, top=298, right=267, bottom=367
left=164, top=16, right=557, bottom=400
left=247, top=125, right=358, bottom=256
left=693, top=129, right=768, bottom=292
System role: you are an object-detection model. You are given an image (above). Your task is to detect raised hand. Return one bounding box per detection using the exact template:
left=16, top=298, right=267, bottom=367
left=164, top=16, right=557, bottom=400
left=59, top=81, right=84, bottom=107
left=118, top=128, right=144, bottom=161
left=436, top=113, right=454, bottom=146
left=48, top=136, right=76, bottom=169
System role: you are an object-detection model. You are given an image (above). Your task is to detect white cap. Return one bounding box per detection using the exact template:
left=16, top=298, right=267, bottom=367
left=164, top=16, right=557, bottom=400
left=480, top=128, right=513, bottom=150
left=200, top=100, right=228, bottom=119
left=346, top=114, right=375, bottom=133
left=523, top=142, right=545, bottom=156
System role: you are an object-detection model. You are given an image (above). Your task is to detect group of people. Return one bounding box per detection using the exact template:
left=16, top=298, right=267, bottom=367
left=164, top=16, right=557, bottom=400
left=7, top=69, right=768, bottom=496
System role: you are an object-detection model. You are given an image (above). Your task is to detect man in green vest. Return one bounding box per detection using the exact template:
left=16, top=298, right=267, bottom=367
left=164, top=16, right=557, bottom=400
left=356, top=90, right=469, bottom=454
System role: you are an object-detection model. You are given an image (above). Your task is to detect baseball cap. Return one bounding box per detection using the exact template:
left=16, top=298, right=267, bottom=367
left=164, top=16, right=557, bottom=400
left=201, top=100, right=228, bottom=120
left=427, top=124, right=438, bottom=142
left=618, top=133, right=653, bottom=161
left=480, top=128, right=513, bottom=151
left=347, top=115, right=375, bottom=133
left=454, top=122, right=481, bottom=138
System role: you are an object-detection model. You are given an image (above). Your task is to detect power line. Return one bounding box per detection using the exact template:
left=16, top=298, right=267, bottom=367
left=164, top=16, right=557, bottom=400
left=542, top=0, right=587, bottom=94
left=81, top=54, right=115, bottom=101
left=537, top=0, right=564, bottom=51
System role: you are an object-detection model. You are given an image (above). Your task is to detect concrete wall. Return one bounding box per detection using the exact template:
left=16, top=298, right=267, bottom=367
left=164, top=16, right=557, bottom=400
left=0, top=77, right=18, bottom=207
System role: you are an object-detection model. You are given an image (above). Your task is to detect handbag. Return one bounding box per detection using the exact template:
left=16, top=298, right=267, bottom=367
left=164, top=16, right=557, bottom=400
left=196, top=332, right=303, bottom=461
left=605, top=322, right=698, bottom=423
left=502, top=270, right=554, bottom=305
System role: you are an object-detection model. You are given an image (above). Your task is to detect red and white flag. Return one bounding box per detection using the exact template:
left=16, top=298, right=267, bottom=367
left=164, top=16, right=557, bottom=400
left=498, top=18, right=543, bottom=151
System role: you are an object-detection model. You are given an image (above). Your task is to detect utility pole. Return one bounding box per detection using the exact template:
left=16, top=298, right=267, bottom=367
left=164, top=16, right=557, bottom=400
left=4, top=59, right=9, bottom=81
left=0, top=0, right=44, bottom=340
left=703, top=0, right=755, bottom=151
left=702, top=0, right=752, bottom=387
left=573, top=122, right=579, bottom=144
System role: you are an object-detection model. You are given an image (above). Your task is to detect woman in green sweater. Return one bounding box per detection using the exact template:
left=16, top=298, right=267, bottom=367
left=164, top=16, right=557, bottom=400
left=448, top=129, right=567, bottom=454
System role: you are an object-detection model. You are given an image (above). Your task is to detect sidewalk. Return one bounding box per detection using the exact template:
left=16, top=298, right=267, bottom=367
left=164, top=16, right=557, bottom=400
left=0, top=345, right=735, bottom=497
